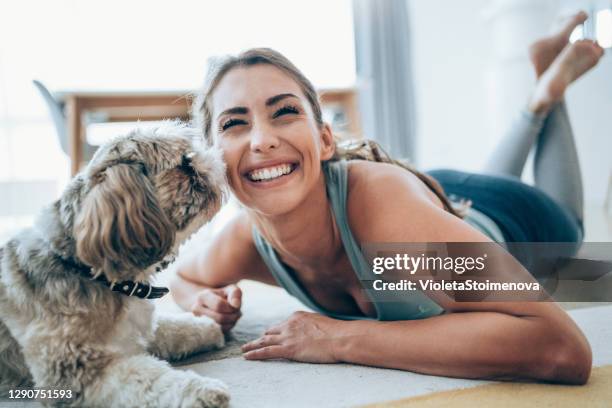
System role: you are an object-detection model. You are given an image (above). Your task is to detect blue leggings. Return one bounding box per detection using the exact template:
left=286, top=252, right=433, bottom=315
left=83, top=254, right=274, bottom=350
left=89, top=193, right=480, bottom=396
left=426, top=102, right=584, bottom=249
left=426, top=169, right=583, bottom=245
left=427, top=169, right=584, bottom=280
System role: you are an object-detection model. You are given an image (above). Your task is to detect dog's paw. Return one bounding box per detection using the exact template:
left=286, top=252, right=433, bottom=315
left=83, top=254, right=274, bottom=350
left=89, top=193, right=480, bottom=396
left=191, top=314, right=225, bottom=349
left=172, top=313, right=224, bottom=351
left=183, top=376, right=229, bottom=408
left=151, top=313, right=225, bottom=361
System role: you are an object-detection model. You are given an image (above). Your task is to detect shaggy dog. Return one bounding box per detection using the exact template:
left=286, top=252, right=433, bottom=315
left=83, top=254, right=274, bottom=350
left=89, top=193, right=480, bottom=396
left=0, top=123, right=230, bottom=407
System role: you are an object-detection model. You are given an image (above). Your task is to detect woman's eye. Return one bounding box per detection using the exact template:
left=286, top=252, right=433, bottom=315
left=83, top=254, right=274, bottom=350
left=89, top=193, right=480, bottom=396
left=272, top=105, right=299, bottom=119
left=220, top=118, right=246, bottom=132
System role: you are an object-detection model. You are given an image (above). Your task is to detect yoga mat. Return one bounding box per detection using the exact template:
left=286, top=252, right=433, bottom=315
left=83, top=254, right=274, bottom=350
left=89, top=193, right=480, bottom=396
left=364, top=364, right=612, bottom=408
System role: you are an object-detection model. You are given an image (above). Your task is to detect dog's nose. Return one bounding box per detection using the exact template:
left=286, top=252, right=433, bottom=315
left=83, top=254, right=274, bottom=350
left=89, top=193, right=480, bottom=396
left=181, top=152, right=198, bottom=175
left=181, top=152, right=195, bottom=166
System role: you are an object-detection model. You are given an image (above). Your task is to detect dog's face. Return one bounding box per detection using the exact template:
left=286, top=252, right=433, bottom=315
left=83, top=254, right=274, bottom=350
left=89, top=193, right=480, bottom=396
left=72, top=122, right=226, bottom=282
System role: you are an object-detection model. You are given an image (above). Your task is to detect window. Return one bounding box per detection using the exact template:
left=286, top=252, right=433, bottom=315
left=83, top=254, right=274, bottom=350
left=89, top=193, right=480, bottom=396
left=0, top=0, right=355, bottom=243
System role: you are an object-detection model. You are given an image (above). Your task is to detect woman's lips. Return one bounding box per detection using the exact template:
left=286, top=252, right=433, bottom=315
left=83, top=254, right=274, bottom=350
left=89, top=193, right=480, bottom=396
left=242, top=159, right=299, bottom=176
left=246, top=162, right=296, bottom=181
left=242, top=163, right=300, bottom=188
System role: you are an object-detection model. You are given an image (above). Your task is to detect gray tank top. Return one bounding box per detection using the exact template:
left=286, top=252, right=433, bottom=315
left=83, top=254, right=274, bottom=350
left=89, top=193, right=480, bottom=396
left=251, top=160, right=503, bottom=321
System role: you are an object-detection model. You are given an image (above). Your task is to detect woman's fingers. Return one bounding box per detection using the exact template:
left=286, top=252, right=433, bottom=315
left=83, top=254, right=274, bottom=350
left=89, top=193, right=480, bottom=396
left=241, top=335, right=283, bottom=352
left=264, top=329, right=281, bottom=335
left=264, top=324, right=284, bottom=335
left=224, top=284, right=242, bottom=309
left=196, top=307, right=242, bottom=325
left=190, top=286, right=243, bottom=332
left=199, top=289, right=239, bottom=313
left=243, top=345, right=289, bottom=360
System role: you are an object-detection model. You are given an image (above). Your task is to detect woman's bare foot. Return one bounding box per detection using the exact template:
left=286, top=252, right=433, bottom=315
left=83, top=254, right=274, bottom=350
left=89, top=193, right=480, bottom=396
left=529, top=40, right=604, bottom=113
left=529, top=11, right=588, bottom=78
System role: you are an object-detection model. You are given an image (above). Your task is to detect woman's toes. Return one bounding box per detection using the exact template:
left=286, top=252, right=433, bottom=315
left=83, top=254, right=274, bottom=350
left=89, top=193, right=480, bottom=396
left=557, top=11, right=588, bottom=40
left=562, top=40, right=604, bottom=79
left=529, top=11, right=589, bottom=78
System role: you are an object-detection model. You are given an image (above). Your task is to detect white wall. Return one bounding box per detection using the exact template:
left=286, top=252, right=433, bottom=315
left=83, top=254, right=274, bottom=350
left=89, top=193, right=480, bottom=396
left=408, top=0, right=612, bottom=205
left=408, top=0, right=492, bottom=171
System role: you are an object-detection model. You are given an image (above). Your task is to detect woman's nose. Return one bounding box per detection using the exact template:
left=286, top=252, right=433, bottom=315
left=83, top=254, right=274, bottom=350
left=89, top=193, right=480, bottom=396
left=249, top=124, right=280, bottom=153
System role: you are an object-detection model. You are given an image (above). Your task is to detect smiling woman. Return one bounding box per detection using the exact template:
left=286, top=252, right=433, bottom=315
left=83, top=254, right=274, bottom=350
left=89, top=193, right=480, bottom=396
left=193, top=49, right=457, bottom=218
left=171, top=42, right=599, bottom=384
left=194, top=53, right=336, bottom=217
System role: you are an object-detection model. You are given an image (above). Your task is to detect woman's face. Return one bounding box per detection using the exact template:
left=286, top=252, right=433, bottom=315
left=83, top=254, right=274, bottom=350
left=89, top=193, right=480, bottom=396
left=211, top=64, right=334, bottom=216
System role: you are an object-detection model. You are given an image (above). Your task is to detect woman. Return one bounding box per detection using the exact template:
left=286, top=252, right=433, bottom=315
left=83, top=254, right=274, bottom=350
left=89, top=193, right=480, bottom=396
left=172, top=12, right=603, bottom=384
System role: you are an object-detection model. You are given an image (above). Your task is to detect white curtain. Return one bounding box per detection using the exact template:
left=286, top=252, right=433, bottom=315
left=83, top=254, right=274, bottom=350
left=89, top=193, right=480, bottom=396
left=353, top=0, right=417, bottom=160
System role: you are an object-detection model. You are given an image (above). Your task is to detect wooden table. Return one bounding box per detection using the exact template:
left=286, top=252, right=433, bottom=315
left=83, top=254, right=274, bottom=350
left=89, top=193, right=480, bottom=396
left=58, top=88, right=360, bottom=176
left=56, top=90, right=192, bottom=175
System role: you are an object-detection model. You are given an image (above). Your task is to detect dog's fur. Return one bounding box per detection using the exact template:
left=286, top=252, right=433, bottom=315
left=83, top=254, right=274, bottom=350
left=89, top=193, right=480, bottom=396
left=0, top=123, right=230, bottom=407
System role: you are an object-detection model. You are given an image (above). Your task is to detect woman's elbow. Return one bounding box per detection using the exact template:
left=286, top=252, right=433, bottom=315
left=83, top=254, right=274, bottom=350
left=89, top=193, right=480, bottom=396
left=551, top=338, right=592, bottom=385
left=538, top=332, right=592, bottom=385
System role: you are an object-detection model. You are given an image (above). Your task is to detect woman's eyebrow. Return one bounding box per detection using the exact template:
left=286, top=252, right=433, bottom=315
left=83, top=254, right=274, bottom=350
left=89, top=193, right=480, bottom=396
left=217, top=106, right=248, bottom=120
left=265, top=93, right=299, bottom=106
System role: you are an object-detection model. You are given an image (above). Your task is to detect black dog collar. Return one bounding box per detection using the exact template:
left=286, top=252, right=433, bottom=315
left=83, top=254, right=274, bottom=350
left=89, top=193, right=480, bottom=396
left=59, top=254, right=169, bottom=299
left=91, top=273, right=169, bottom=299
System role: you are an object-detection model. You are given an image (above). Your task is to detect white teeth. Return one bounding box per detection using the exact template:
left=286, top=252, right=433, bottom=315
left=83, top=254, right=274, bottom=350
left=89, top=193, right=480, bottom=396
left=248, top=164, right=294, bottom=181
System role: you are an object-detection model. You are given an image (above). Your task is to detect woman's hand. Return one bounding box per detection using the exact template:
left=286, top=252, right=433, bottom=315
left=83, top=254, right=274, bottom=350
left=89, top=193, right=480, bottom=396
left=241, top=311, right=343, bottom=363
left=190, top=284, right=242, bottom=332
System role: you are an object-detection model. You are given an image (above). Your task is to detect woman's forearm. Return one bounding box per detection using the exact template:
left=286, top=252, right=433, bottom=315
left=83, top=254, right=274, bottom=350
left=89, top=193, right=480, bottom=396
left=333, top=311, right=591, bottom=384
left=170, top=272, right=210, bottom=311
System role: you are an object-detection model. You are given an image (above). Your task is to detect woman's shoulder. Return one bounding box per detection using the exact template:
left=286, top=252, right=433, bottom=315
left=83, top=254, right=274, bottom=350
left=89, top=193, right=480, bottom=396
left=346, top=159, right=408, bottom=182
left=346, top=159, right=441, bottom=206
left=345, top=160, right=446, bottom=241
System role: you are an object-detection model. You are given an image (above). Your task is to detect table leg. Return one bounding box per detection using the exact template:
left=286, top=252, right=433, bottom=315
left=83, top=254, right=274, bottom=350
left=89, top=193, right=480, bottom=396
left=66, top=97, right=83, bottom=176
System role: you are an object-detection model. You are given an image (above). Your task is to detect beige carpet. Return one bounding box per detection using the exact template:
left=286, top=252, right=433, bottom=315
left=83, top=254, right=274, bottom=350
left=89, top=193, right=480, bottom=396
left=364, top=365, right=612, bottom=408
left=166, top=286, right=612, bottom=407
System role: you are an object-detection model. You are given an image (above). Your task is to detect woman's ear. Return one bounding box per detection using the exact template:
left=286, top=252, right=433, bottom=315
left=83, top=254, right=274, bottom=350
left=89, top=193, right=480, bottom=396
left=319, top=123, right=335, bottom=161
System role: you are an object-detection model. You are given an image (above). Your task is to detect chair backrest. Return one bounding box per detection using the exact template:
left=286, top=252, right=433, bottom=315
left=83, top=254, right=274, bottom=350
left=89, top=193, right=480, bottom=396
left=32, top=80, right=69, bottom=154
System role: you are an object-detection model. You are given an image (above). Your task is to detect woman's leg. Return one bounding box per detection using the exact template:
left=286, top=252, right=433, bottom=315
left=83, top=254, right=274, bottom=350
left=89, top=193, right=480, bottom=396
left=484, top=12, right=603, bottom=224
left=483, top=110, right=546, bottom=178
left=533, top=101, right=583, bottom=223
left=483, top=12, right=587, bottom=179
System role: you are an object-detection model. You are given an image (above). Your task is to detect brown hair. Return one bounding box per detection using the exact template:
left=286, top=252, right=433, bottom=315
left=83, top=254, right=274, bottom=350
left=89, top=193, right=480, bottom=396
left=193, top=48, right=466, bottom=218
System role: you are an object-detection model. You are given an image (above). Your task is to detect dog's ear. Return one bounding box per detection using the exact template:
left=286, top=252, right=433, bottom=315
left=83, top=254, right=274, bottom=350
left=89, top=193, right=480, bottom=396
left=73, top=163, right=175, bottom=281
